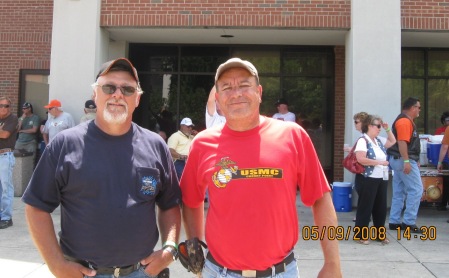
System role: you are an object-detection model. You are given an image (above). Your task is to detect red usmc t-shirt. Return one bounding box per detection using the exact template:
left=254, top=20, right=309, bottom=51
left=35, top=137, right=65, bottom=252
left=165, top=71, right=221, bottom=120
left=180, top=117, right=330, bottom=270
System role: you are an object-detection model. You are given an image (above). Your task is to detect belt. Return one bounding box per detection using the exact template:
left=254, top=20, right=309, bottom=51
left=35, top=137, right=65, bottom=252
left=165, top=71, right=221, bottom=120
left=0, top=148, right=13, bottom=154
left=65, top=256, right=140, bottom=277
left=206, top=252, right=295, bottom=277
left=391, top=156, right=418, bottom=161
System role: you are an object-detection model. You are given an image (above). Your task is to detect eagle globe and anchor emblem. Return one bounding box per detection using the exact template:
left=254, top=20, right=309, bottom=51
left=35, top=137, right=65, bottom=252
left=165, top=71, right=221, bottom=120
left=212, top=157, right=238, bottom=188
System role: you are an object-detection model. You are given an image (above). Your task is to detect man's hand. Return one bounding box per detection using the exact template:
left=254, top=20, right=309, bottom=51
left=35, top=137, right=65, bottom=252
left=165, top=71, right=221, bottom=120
left=50, top=260, right=96, bottom=278
left=140, top=249, right=174, bottom=276
left=318, top=261, right=342, bottom=278
left=178, top=238, right=207, bottom=274
left=403, top=162, right=412, bottom=174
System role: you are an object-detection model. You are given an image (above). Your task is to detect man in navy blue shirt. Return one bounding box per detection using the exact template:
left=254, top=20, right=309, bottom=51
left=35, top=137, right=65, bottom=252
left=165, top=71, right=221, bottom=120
left=23, top=58, right=181, bottom=278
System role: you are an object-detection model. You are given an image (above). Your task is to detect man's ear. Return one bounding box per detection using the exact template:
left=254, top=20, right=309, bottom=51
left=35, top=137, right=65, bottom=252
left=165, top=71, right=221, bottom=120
left=135, top=94, right=141, bottom=107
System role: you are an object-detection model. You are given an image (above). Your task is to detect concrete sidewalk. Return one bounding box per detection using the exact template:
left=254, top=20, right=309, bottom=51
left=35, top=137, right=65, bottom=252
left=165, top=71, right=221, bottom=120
left=1, top=196, right=448, bottom=278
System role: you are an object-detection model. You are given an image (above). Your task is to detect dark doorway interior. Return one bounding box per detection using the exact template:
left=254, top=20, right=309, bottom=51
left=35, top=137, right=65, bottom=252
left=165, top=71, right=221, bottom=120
left=129, top=44, right=334, bottom=181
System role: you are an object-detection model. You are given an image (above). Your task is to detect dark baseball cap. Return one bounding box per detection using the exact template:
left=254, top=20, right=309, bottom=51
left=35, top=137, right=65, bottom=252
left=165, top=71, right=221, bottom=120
left=96, top=58, right=139, bottom=82
left=22, top=102, right=32, bottom=109
left=275, top=98, right=289, bottom=106
left=85, top=100, right=96, bottom=109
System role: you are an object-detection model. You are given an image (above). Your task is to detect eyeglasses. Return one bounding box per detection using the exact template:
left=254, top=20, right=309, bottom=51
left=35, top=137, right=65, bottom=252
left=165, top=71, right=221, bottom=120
left=371, top=124, right=382, bottom=129
left=0, top=104, right=10, bottom=108
left=22, top=107, right=30, bottom=110
left=95, top=84, right=137, bottom=96
left=354, top=120, right=360, bottom=124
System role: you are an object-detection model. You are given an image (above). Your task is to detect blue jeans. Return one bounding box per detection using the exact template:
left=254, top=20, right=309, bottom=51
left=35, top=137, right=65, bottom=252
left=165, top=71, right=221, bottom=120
left=0, top=152, right=15, bottom=220
left=83, top=266, right=158, bottom=278
left=202, top=255, right=299, bottom=278
left=388, top=157, right=422, bottom=225
left=174, top=160, right=185, bottom=180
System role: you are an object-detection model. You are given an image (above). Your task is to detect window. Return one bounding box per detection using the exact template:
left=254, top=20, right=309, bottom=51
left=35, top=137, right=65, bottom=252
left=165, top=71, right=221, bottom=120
left=402, top=49, right=449, bottom=134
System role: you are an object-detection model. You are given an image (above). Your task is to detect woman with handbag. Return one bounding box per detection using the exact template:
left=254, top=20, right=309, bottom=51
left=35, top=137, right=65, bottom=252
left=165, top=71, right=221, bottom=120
left=354, top=114, right=396, bottom=245
left=343, top=112, right=369, bottom=222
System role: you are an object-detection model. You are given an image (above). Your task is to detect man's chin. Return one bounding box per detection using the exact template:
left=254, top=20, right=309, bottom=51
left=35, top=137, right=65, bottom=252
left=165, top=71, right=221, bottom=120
left=103, top=111, right=128, bottom=124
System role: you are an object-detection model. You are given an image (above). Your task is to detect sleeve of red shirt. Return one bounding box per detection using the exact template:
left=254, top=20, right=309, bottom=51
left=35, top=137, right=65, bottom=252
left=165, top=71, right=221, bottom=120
left=180, top=136, right=206, bottom=208
left=295, top=126, right=331, bottom=207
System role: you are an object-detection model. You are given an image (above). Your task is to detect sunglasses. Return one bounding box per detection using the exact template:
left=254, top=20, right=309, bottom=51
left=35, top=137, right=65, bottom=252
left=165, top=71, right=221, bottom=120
left=354, top=120, right=360, bottom=124
left=0, top=104, right=10, bottom=108
left=97, top=84, right=137, bottom=96
left=371, top=124, right=382, bottom=129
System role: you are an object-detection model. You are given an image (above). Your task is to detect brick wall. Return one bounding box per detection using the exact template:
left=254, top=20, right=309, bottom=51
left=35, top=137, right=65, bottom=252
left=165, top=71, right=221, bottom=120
left=333, top=45, right=345, bottom=182
left=402, top=0, right=449, bottom=30
left=100, top=0, right=351, bottom=28
left=0, top=0, right=53, bottom=114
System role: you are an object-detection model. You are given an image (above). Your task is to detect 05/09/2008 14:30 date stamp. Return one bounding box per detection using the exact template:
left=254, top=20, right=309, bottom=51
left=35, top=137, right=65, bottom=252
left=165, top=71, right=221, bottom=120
left=301, top=226, right=437, bottom=241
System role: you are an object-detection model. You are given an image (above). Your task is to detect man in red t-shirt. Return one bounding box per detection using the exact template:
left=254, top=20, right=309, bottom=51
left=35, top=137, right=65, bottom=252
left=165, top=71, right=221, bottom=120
left=181, top=58, right=341, bottom=277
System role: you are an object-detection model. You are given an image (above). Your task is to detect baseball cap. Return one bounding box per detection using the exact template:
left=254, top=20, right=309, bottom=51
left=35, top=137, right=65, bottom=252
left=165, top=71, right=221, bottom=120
left=215, top=58, right=259, bottom=83
left=275, top=98, right=289, bottom=106
left=180, top=117, right=194, bottom=126
left=44, top=99, right=61, bottom=109
left=85, top=100, right=97, bottom=109
left=96, top=58, right=139, bottom=83
left=22, top=102, right=32, bottom=109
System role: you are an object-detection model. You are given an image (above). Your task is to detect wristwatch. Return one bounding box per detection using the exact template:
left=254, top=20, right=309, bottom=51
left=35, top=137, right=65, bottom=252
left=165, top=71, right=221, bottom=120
left=163, top=245, right=178, bottom=261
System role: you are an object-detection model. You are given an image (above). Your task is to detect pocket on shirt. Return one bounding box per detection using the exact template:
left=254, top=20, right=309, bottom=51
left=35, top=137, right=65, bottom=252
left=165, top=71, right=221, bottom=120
left=135, top=167, right=161, bottom=200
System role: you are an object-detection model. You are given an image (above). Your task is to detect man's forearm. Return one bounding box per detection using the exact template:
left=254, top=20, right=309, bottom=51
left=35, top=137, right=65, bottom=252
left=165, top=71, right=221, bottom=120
left=311, top=192, right=342, bottom=276
left=158, top=205, right=181, bottom=245
left=182, top=204, right=205, bottom=240
left=25, top=205, right=65, bottom=273
left=398, top=140, right=409, bottom=159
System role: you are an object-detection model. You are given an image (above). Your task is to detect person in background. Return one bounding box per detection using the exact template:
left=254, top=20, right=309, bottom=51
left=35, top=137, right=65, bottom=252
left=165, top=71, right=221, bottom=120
left=272, top=98, right=296, bottom=122
left=206, top=86, right=226, bottom=128
left=354, top=114, right=396, bottom=245
left=152, top=108, right=177, bottom=139
left=435, top=111, right=449, bottom=135
left=181, top=58, right=341, bottom=277
left=42, top=99, right=75, bottom=144
left=158, top=130, right=168, bottom=142
left=436, top=125, right=449, bottom=212
left=344, top=112, right=369, bottom=152
left=387, top=97, right=423, bottom=233
left=344, top=111, right=369, bottom=222
left=15, top=102, right=40, bottom=153
left=80, top=99, right=97, bottom=123
left=22, top=58, right=181, bottom=277
left=167, top=117, right=195, bottom=179
left=0, top=96, right=18, bottom=229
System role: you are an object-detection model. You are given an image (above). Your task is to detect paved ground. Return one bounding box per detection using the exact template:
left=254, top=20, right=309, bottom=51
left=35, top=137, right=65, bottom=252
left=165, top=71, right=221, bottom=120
left=1, top=196, right=448, bottom=278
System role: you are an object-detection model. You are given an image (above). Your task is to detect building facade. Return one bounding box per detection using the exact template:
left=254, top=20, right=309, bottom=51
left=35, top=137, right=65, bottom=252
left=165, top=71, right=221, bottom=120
left=1, top=0, right=448, bottom=182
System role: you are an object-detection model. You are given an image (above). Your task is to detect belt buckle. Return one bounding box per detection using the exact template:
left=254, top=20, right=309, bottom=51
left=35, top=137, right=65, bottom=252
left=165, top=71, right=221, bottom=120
left=114, top=267, right=120, bottom=277
left=242, top=270, right=257, bottom=277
